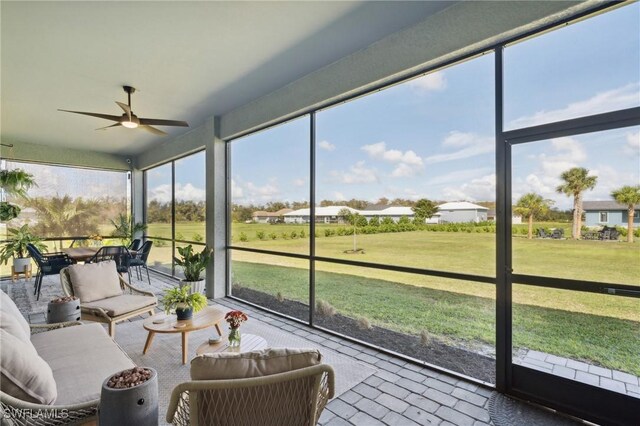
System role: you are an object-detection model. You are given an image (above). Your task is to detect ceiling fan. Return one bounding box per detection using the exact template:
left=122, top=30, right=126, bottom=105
left=59, top=86, right=189, bottom=136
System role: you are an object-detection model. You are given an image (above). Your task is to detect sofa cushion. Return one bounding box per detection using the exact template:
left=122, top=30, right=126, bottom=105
left=67, top=260, right=122, bottom=302
left=0, top=329, right=57, bottom=405
left=0, top=290, right=31, bottom=342
left=191, top=348, right=322, bottom=380
left=31, top=323, right=135, bottom=405
left=82, top=294, right=157, bottom=317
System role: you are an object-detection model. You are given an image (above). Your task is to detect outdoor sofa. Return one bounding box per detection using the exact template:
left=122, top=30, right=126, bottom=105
left=0, top=289, right=136, bottom=425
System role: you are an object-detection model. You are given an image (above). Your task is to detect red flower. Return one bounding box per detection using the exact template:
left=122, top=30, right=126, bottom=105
left=225, top=310, right=248, bottom=328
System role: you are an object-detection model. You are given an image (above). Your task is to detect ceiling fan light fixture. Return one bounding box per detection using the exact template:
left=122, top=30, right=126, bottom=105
left=121, top=120, right=139, bottom=129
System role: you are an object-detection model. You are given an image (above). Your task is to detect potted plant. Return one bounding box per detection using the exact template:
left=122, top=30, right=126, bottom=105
left=0, top=224, right=47, bottom=273
left=110, top=213, right=147, bottom=247
left=174, top=244, right=212, bottom=294
left=162, top=285, right=207, bottom=320
left=0, top=169, right=37, bottom=222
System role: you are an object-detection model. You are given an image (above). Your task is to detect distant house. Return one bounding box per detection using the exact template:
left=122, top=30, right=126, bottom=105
left=487, top=209, right=522, bottom=224
left=583, top=201, right=640, bottom=227
left=437, top=202, right=488, bottom=223
left=251, top=208, right=293, bottom=223
left=283, top=206, right=358, bottom=224
left=361, top=205, right=415, bottom=222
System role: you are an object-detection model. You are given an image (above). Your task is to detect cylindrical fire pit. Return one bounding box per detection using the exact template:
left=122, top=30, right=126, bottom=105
left=99, top=367, right=158, bottom=426
left=47, top=296, right=80, bottom=323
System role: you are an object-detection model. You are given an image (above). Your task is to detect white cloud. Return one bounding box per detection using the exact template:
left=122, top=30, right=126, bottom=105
left=330, top=161, right=378, bottom=184
left=425, top=168, right=490, bottom=186
left=624, top=131, right=640, bottom=155
left=149, top=184, right=171, bottom=203
left=362, top=141, right=424, bottom=177
left=408, top=71, right=447, bottom=92
left=333, top=191, right=346, bottom=201
left=424, top=132, right=493, bottom=164
left=175, top=183, right=205, bottom=202
left=443, top=174, right=495, bottom=201
left=293, top=178, right=305, bottom=187
left=231, top=179, right=243, bottom=199
left=318, top=140, right=335, bottom=151
left=246, top=182, right=279, bottom=197
left=538, top=137, right=586, bottom=179
left=509, top=83, right=640, bottom=128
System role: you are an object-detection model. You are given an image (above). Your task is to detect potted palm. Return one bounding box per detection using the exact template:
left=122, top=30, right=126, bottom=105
left=110, top=213, right=147, bottom=246
left=0, top=224, right=47, bottom=273
left=162, top=285, right=207, bottom=320
left=174, top=244, right=212, bottom=294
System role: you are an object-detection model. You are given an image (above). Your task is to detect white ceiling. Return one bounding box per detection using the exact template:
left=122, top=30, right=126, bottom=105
left=1, top=1, right=455, bottom=156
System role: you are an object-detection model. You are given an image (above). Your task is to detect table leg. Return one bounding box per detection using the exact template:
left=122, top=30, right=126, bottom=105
left=215, top=323, right=222, bottom=337
left=143, top=331, right=155, bottom=354
left=182, top=332, right=189, bottom=365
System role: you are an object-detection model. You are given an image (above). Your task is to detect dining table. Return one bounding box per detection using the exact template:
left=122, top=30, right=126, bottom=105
left=63, top=247, right=138, bottom=263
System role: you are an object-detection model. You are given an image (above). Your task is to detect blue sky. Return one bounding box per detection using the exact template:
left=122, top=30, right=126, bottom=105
left=231, top=3, right=639, bottom=211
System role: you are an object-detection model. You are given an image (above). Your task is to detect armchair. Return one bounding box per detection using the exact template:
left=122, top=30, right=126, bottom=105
left=60, top=260, right=157, bottom=337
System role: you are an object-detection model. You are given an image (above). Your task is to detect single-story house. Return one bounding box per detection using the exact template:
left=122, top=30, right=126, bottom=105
left=583, top=201, right=640, bottom=227
left=361, top=205, right=415, bottom=222
left=487, top=209, right=523, bottom=224
left=252, top=208, right=293, bottom=223
left=436, top=201, right=488, bottom=223
left=283, top=206, right=358, bottom=224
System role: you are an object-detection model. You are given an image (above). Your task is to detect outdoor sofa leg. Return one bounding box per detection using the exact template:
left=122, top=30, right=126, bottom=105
left=109, top=322, right=116, bottom=338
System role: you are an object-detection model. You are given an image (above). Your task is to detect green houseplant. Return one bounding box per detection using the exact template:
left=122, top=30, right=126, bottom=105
left=110, top=213, right=148, bottom=246
left=173, top=245, right=212, bottom=295
left=0, top=224, right=47, bottom=272
left=162, top=285, right=207, bottom=320
left=0, top=169, right=37, bottom=221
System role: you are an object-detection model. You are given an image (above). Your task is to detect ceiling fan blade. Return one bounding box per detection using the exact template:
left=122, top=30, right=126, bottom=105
left=139, top=118, right=189, bottom=127
left=96, top=123, right=122, bottom=131
left=58, top=109, right=121, bottom=122
left=115, top=102, right=131, bottom=120
left=140, top=125, right=167, bottom=136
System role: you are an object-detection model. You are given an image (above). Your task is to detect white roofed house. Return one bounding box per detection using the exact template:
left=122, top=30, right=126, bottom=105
left=283, top=206, right=358, bottom=224
left=361, top=205, right=415, bottom=222
left=251, top=208, right=293, bottom=223
left=437, top=201, right=489, bottom=223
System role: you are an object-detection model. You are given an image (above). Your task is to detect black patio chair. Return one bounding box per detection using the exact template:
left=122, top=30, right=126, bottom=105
left=537, top=228, right=550, bottom=238
left=128, top=239, right=142, bottom=251
left=26, top=243, right=75, bottom=301
left=129, top=240, right=153, bottom=286
left=87, top=245, right=133, bottom=278
left=551, top=229, right=564, bottom=239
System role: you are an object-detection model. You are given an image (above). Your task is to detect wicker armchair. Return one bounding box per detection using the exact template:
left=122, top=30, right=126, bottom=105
left=60, top=265, right=157, bottom=338
left=166, top=364, right=335, bottom=426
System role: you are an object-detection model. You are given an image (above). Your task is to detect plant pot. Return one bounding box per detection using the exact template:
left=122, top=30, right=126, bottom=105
left=99, top=367, right=158, bottom=426
left=47, top=298, right=81, bottom=323
left=12, top=257, right=31, bottom=273
left=175, top=305, right=193, bottom=320
left=181, top=279, right=205, bottom=295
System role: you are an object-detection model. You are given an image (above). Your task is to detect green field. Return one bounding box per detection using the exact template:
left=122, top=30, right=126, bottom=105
left=144, top=220, right=640, bottom=375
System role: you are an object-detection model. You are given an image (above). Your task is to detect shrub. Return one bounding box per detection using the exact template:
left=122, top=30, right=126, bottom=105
left=324, top=229, right=335, bottom=237
left=420, top=330, right=430, bottom=346
left=316, top=300, right=336, bottom=317
left=336, top=227, right=347, bottom=236
left=290, top=231, right=298, bottom=239
left=398, top=216, right=411, bottom=225
left=256, top=230, right=266, bottom=240
left=281, top=232, right=289, bottom=240
left=381, top=217, right=394, bottom=226
left=357, top=317, right=372, bottom=330
left=192, top=233, right=203, bottom=242
left=268, top=232, right=277, bottom=240
left=300, top=230, right=306, bottom=238
left=176, top=232, right=184, bottom=240
left=368, top=217, right=380, bottom=227
left=276, top=292, right=285, bottom=303
left=239, top=232, right=248, bottom=242
left=155, top=239, right=167, bottom=247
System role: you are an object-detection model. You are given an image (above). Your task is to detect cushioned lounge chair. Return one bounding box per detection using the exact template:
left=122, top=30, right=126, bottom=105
left=60, top=260, right=157, bottom=337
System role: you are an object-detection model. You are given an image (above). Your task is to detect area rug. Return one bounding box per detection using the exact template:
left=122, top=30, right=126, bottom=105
left=488, top=393, right=581, bottom=426
left=115, top=316, right=375, bottom=425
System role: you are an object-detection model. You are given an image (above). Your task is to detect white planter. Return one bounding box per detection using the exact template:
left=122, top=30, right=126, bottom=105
left=180, top=279, right=205, bottom=295
left=13, top=257, right=31, bottom=272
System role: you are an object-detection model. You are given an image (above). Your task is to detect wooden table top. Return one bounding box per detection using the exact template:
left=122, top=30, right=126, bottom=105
left=63, top=247, right=99, bottom=262
left=196, top=333, right=268, bottom=355
left=63, top=247, right=138, bottom=262
left=143, top=305, right=226, bottom=334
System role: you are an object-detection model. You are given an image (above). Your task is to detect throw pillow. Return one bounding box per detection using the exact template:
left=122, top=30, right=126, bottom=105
left=67, top=260, right=122, bottom=303
left=0, top=290, right=31, bottom=342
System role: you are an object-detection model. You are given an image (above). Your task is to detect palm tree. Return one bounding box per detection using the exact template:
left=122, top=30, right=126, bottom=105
left=514, top=193, right=553, bottom=239
left=556, top=167, right=597, bottom=239
left=611, top=185, right=640, bottom=243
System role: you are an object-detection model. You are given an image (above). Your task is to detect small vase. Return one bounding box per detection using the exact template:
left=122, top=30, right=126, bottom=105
left=228, top=327, right=241, bottom=348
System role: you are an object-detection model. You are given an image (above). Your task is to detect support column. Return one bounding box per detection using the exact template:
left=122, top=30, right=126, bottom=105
left=205, top=117, right=226, bottom=299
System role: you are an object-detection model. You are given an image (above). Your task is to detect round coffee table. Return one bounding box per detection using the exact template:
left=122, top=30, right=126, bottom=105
left=196, top=333, right=267, bottom=355
left=143, top=305, right=225, bottom=364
